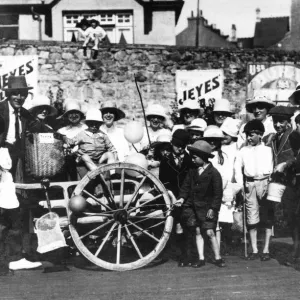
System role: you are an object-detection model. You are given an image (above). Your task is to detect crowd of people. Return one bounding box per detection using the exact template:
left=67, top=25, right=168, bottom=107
left=1, top=75, right=300, bottom=275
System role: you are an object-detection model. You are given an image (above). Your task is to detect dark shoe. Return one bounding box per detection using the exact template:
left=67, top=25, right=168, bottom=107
left=260, top=253, right=271, bottom=261
left=214, top=258, right=225, bottom=267
left=246, top=252, right=260, bottom=260
left=178, top=260, right=191, bottom=267
left=191, top=259, right=205, bottom=268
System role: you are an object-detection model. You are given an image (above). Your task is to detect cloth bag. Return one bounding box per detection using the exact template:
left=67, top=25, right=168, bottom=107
left=231, top=209, right=246, bottom=233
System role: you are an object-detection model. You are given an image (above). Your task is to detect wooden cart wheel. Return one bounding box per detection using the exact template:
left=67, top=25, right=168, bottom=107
left=67, top=162, right=174, bottom=271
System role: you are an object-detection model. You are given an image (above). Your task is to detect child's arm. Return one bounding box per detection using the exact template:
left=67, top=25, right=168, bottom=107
left=177, top=170, right=192, bottom=206
left=209, top=169, right=223, bottom=214
left=234, top=149, right=244, bottom=189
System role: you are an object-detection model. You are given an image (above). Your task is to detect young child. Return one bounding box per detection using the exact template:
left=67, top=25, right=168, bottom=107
left=175, top=140, right=225, bottom=268
left=234, top=119, right=274, bottom=261
left=82, top=19, right=106, bottom=59
left=186, top=118, right=207, bottom=143
left=65, top=109, right=116, bottom=171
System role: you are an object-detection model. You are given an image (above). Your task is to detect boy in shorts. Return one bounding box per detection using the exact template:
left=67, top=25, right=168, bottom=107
left=175, top=140, right=225, bottom=268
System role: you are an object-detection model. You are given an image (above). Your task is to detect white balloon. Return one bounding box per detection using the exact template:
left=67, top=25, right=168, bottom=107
left=124, top=121, right=144, bottom=144
left=125, top=153, right=148, bottom=177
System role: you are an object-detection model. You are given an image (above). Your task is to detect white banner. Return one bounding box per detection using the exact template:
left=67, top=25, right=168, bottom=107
left=176, top=69, right=223, bottom=108
left=0, top=55, right=38, bottom=109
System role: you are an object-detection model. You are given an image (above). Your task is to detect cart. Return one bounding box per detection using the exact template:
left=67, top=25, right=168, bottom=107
left=15, top=162, right=174, bottom=271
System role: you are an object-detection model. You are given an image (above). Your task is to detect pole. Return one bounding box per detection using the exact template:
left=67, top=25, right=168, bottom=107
left=134, top=74, right=152, bottom=147
left=195, top=0, right=200, bottom=47
left=242, top=179, right=248, bottom=258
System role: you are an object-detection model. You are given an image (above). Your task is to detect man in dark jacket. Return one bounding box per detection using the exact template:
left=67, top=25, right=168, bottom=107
left=176, top=140, right=225, bottom=268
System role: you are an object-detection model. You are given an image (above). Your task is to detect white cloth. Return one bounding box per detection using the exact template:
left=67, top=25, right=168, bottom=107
left=100, top=124, right=131, bottom=162
left=0, top=148, right=19, bottom=209
left=138, top=127, right=171, bottom=151
left=57, top=123, right=87, bottom=139
left=172, top=124, right=185, bottom=134
left=237, top=116, right=276, bottom=149
left=6, top=104, right=22, bottom=144
left=84, top=26, right=106, bottom=40
left=234, top=143, right=273, bottom=188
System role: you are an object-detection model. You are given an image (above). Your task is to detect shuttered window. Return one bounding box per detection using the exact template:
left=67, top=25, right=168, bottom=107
left=0, top=14, right=19, bottom=39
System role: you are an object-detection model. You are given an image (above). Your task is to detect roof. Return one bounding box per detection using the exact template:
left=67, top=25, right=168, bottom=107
left=237, top=37, right=254, bottom=49
left=253, top=16, right=289, bottom=48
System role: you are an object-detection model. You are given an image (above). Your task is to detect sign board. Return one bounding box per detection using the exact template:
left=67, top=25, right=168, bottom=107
left=247, top=63, right=300, bottom=106
left=0, top=55, right=38, bottom=109
left=38, top=133, right=54, bottom=144
left=176, top=69, right=223, bottom=109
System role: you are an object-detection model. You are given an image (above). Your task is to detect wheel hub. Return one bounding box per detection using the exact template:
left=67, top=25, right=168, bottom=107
left=113, top=209, right=128, bottom=225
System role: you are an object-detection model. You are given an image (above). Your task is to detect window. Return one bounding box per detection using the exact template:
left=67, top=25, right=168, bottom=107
left=63, top=11, right=133, bottom=44
left=0, top=14, right=19, bottom=39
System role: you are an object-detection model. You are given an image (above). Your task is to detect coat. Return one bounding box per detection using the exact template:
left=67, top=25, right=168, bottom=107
left=159, top=151, right=193, bottom=198
left=179, top=163, right=223, bottom=213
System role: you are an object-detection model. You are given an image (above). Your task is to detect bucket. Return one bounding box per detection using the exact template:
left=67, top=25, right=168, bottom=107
left=267, top=182, right=286, bottom=202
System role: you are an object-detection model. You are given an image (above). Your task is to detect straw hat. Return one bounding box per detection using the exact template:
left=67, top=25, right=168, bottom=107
left=151, top=132, right=172, bottom=148
left=179, top=99, right=200, bottom=112
left=289, top=83, right=300, bottom=105
left=62, top=100, right=84, bottom=118
left=3, top=76, right=33, bottom=91
left=213, top=98, right=232, bottom=114
left=186, top=118, right=207, bottom=132
left=201, top=125, right=226, bottom=140
left=29, top=95, right=57, bottom=117
left=220, top=117, right=241, bottom=138
left=187, top=140, right=214, bottom=159
left=100, top=101, right=125, bottom=121
left=85, top=109, right=103, bottom=123
left=145, top=104, right=167, bottom=120
left=245, top=95, right=275, bottom=112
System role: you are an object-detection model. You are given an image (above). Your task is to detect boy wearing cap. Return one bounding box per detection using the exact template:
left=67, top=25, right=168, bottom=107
left=235, top=120, right=274, bottom=261
left=175, top=140, right=225, bottom=267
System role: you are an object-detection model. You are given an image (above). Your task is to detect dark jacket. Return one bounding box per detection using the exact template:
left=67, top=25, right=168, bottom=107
left=179, top=163, right=223, bottom=213
left=159, top=151, right=193, bottom=198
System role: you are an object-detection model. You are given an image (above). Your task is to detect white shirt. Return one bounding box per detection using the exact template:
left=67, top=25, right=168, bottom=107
left=237, top=116, right=276, bottom=149
left=138, top=127, right=171, bottom=151
left=85, top=26, right=106, bottom=40
left=57, top=123, right=87, bottom=139
left=100, top=124, right=131, bottom=162
left=6, top=103, right=21, bottom=144
left=234, top=143, right=273, bottom=187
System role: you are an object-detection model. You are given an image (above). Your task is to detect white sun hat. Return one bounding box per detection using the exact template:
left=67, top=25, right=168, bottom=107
left=213, top=98, right=232, bottom=114
left=186, top=118, right=207, bottom=132
left=288, top=83, right=300, bottom=105
left=85, top=109, right=103, bottom=122
left=201, top=125, right=226, bottom=139
left=145, top=104, right=167, bottom=120
left=62, top=100, right=84, bottom=118
left=220, top=117, right=242, bottom=138
left=29, top=94, right=57, bottom=117
left=179, top=99, right=201, bottom=111
left=245, top=95, right=275, bottom=112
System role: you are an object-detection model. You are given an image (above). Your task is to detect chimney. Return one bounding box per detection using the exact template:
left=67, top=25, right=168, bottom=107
left=191, top=10, right=194, bottom=17
left=256, top=8, right=261, bottom=22
left=231, top=24, right=237, bottom=42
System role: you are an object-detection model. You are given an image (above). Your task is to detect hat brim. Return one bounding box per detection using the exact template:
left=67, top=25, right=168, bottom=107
left=146, top=114, right=167, bottom=121
left=62, top=109, right=85, bottom=119
left=289, top=90, right=300, bottom=105
left=3, top=87, right=33, bottom=91
left=151, top=141, right=171, bottom=148
left=29, top=105, right=57, bottom=117
left=200, top=136, right=226, bottom=140
left=187, top=145, right=214, bottom=158
left=213, top=110, right=233, bottom=114
left=186, top=126, right=205, bottom=132
left=245, top=101, right=275, bottom=113
left=100, top=107, right=125, bottom=121
left=84, top=119, right=103, bottom=124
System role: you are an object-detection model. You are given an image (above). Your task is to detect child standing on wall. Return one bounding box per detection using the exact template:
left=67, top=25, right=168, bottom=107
left=81, top=19, right=106, bottom=59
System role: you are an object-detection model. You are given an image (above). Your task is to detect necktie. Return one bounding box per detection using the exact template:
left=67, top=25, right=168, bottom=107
left=15, top=110, right=20, bottom=142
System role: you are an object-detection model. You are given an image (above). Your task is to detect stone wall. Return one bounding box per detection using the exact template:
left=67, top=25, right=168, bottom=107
left=1, top=40, right=300, bottom=124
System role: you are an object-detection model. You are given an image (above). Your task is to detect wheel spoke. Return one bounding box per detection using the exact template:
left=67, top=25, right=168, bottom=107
left=127, top=220, right=160, bottom=243
left=119, top=169, right=125, bottom=208
left=82, top=189, right=112, bottom=211
left=128, top=193, right=164, bottom=213
left=79, top=219, right=114, bottom=240
left=124, top=175, right=147, bottom=209
left=95, top=222, right=118, bottom=257
left=124, top=224, right=143, bottom=259
left=116, top=224, right=122, bottom=264
left=98, top=173, right=117, bottom=209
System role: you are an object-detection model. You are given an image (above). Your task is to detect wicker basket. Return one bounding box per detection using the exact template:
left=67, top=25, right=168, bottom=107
left=25, top=133, right=65, bottom=178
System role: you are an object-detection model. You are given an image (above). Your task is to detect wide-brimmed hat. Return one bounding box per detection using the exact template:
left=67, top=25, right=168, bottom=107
left=245, top=95, right=275, bottom=113
left=171, top=129, right=190, bottom=147
left=3, top=76, right=33, bottom=92
left=269, top=106, right=295, bottom=120
left=29, top=95, right=57, bottom=117
left=187, top=140, right=214, bottom=159
left=244, top=119, right=265, bottom=134
left=0, top=115, right=5, bottom=134
left=100, top=101, right=125, bottom=121
left=220, top=117, right=241, bottom=138
left=213, top=98, right=233, bottom=114
left=288, top=82, right=300, bottom=105
left=186, top=118, right=207, bottom=132
left=201, top=125, right=226, bottom=140
left=85, top=109, right=103, bottom=123
left=151, top=133, right=172, bottom=149
left=62, top=100, right=84, bottom=118
left=146, top=104, right=167, bottom=121
left=179, top=99, right=201, bottom=112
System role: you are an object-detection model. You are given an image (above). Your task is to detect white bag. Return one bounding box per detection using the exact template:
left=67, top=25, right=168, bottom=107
left=0, top=170, right=19, bottom=209
left=218, top=203, right=234, bottom=223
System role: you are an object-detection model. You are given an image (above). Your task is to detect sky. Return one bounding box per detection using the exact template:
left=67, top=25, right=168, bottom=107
left=176, top=0, right=291, bottom=38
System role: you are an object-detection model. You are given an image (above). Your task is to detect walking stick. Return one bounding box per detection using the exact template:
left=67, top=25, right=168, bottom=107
left=242, top=176, right=248, bottom=258
left=134, top=74, right=152, bottom=148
